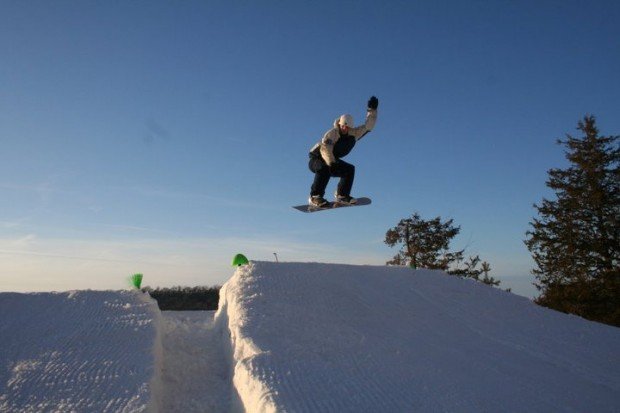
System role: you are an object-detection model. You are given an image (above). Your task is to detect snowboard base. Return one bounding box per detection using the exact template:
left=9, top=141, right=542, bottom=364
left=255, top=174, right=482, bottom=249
left=293, top=197, right=372, bottom=213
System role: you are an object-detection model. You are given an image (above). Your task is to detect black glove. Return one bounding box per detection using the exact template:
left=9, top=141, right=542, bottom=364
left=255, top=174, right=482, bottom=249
left=368, top=96, right=379, bottom=110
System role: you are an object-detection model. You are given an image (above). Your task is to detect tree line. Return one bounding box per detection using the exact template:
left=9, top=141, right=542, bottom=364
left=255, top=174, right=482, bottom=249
left=142, top=286, right=220, bottom=311
left=385, top=115, right=618, bottom=327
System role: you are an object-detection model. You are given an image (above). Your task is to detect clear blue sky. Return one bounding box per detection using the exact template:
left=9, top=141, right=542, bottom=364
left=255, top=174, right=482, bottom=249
left=1, top=1, right=619, bottom=297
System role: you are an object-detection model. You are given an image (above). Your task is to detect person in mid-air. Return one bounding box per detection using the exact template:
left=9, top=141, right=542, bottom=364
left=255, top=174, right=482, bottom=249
left=308, top=96, right=379, bottom=207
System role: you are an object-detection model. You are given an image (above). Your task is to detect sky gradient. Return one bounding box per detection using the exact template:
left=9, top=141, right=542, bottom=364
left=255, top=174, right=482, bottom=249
left=2, top=1, right=619, bottom=297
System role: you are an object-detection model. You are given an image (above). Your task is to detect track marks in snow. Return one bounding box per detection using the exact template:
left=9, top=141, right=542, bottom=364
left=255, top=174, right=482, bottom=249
left=0, top=291, right=158, bottom=413
left=220, top=261, right=620, bottom=413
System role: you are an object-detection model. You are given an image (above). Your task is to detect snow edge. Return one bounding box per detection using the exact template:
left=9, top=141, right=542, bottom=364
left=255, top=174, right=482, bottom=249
left=138, top=291, right=165, bottom=413
left=214, top=262, right=276, bottom=413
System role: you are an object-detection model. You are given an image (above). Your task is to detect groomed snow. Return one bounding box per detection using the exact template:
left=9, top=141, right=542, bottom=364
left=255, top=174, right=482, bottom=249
left=216, top=261, right=620, bottom=413
left=2, top=263, right=619, bottom=412
left=0, top=290, right=162, bottom=413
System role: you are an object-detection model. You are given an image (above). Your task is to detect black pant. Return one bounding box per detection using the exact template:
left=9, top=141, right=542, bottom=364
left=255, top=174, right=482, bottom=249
left=309, top=154, right=355, bottom=197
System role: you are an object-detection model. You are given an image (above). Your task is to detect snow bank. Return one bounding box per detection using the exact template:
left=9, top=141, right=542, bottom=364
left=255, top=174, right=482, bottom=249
left=216, top=261, right=620, bottom=413
left=0, top=290, right=163, bottom=413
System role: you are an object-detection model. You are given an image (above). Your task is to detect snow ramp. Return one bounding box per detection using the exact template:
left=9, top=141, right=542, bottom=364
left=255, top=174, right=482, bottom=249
left=0, top=290, right=163, bottom=412
left=215, top=261, right=620, bottom=413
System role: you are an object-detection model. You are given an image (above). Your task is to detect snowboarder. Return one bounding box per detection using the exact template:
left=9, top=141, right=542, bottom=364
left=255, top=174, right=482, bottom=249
left=308, top=96, right=379, bottom=207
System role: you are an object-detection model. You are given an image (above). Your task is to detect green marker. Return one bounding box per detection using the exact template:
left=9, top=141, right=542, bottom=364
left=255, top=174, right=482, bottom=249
left=130, top=273, right=143, bottom=289
left=232, top=254, right=249, bottom=266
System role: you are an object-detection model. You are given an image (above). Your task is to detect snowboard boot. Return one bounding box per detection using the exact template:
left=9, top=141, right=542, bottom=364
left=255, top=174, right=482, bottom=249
left=309, top=195, right=328, bottom=207
left=335, top=194, right=357, bottom=205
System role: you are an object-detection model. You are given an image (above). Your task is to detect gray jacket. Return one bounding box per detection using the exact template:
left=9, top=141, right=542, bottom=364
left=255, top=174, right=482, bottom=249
left=310, top=108, right=378, bottom=166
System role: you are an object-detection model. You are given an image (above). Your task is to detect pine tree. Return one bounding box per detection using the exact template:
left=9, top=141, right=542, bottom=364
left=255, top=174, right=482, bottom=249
left=525, top=115, right=619, bottom=326
left=449, top=255, right=501, bottom=286
left=480, top=261, right=500, bottom=287
left=385, top=213, right=463, bottom=270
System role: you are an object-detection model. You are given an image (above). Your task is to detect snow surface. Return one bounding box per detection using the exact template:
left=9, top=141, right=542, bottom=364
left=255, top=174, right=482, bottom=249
left=159, top=310, right=238, bottom=412
left=216, top=261, right=620, bottom=413
left=0, top=290, right=162, bottom=413
left=2, top=262, right=619, bottom=412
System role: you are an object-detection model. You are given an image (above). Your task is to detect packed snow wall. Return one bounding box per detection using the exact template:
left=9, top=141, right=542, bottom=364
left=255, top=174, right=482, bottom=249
left=215, top=261, right=620, bottom=413
left=0, top=290, right=164, bottom=413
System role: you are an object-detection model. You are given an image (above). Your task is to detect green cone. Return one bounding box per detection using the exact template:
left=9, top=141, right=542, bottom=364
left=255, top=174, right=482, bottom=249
left=232, top=253, right=249, bottom=267
left=130, top=273, right=143, bottom=289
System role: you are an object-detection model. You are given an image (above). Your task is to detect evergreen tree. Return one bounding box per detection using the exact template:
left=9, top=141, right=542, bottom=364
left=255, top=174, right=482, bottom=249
left=449, top=255, right=501, bottom=286
left=385, top=213, right=463, bottom=270
left=525, top=115, right=619, bottom=326
left=480, top=261, right=501, bottom=287
left=386, top=213, right=502, bottom=288
left=450, top=255, right=481, bottom=278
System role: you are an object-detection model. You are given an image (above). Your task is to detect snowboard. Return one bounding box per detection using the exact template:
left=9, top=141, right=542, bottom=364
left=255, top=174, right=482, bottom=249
left=293, top=197, right=372, bottom=213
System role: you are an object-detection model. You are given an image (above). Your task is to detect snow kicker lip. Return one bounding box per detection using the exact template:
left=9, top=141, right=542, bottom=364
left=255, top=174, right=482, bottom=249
left=215, top=261, right=620, bottom=413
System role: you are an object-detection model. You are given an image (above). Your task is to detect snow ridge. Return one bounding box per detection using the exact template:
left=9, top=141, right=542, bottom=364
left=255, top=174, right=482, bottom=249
left=216, top=261, right=620, bottom=413
left=215, top=264, right=277, bottom=413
